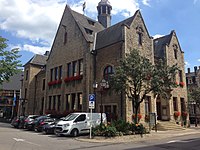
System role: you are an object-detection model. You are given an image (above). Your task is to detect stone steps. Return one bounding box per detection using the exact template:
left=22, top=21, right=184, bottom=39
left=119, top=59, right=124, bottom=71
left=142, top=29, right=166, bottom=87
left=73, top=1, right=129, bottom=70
left=153, top=121, right=186, bottom=131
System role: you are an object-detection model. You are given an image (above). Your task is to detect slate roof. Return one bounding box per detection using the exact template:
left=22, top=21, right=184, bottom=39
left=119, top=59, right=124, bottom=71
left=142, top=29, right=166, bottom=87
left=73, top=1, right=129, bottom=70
left=2, top=72, right=23, bottom=91
left=69, top=7, right=104, bottom=42
left=24, top=54, right=48, bottom=67
left=95, top=11, right=137, bottom=50
left=153, top=32, right=173, bottom=58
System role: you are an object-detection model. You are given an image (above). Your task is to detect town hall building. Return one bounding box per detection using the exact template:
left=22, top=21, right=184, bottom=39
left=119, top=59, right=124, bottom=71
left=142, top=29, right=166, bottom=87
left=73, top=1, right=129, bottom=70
left=22, top=0, right=188, bottom=124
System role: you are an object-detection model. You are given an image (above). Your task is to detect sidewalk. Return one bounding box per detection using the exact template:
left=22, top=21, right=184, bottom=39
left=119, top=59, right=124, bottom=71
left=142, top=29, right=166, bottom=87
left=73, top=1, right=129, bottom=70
left=76, top=126, right=200, bottom=143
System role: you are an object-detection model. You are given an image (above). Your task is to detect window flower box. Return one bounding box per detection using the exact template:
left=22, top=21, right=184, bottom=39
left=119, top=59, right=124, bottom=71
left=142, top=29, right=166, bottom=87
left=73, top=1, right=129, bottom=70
left=174, top=111, right=181, bottom=117
left=179, top=82, right=185, bottom=87
left=48, top=79, right=62, bottom=86
left=64, top=75, right=83, bottom=83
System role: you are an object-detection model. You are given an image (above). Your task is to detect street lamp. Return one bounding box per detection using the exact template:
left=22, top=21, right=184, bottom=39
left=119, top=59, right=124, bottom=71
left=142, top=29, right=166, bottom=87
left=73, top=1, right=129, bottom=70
left=100, top=79, right=109, bottom=124
left=92, top=82, right=98, bottom=112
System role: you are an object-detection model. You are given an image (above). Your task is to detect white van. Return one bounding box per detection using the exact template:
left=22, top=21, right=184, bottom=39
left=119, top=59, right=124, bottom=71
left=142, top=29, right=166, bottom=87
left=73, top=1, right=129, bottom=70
left=54, top=112, right=107, bottom=136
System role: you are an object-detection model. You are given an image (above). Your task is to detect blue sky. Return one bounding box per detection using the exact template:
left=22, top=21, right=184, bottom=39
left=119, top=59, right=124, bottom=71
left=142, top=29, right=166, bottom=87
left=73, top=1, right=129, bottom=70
left=0, top=0, right=200, bottom=72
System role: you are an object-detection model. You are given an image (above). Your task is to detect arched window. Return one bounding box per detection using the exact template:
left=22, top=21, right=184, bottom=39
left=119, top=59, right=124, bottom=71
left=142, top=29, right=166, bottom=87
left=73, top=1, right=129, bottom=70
left=103, top=65, right=114, bottom=80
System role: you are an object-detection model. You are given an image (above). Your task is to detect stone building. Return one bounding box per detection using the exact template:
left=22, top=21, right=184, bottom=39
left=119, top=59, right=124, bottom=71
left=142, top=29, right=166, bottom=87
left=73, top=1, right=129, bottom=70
left=22, top=0, right=188, bottom=124
left=186, top=67, right=200, bottom=124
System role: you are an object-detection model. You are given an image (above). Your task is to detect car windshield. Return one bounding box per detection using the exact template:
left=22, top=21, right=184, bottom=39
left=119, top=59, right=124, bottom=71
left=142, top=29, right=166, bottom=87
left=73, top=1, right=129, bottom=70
left=63, top=114, right=78, bottom=121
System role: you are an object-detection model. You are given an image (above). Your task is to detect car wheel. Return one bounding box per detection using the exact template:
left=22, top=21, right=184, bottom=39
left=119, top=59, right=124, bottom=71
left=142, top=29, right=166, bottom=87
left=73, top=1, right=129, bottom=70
left=71, top=129, right=79, bottom=137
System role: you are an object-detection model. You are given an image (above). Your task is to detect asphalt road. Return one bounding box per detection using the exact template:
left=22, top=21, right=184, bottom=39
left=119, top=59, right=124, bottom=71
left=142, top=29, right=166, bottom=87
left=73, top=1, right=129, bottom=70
left=1, top=122, right=200, bottom=150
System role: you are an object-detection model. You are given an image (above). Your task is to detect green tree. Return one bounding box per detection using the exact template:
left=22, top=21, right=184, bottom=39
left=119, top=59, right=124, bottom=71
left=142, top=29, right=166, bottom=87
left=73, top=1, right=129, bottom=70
left=0, top=36, right=22, bottom=85
left=189, top=87, right=200, bottom=104
left=110, top=49, right=178, bottom=123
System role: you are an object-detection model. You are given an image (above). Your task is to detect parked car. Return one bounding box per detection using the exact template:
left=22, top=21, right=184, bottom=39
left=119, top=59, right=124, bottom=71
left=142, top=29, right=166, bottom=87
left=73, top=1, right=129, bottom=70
left=43, top=118, right=62, bottom=134
left=24, top=115, right=40, bottom=130
left=11, top=116, right=26, bottom=128
left=35, top=117, right=57, bottom=132
left=34, top=115, right=50, bottom=132
left=55, top=113, right=107, bottom=137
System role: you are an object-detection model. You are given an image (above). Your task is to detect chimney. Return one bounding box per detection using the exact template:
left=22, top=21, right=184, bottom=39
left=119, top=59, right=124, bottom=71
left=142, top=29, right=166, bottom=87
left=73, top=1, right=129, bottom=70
left=44, top=51, right=49, bottom=56
left=194, top=66, right=197, bottom=74
left=187, top=68, right=190, bottom=73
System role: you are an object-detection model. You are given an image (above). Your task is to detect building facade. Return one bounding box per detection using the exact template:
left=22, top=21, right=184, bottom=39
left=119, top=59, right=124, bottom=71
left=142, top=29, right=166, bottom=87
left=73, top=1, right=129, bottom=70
left=22, top=0, right=188, bottom=124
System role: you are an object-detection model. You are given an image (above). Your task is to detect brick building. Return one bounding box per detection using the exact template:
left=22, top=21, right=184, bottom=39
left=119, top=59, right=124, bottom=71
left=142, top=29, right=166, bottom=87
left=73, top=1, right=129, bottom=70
left=22, top=0, right=188, bottom=124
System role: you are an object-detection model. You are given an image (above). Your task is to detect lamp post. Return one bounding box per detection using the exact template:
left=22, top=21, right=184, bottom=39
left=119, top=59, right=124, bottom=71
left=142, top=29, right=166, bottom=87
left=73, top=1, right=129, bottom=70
left=100, top=79, right=109, bottom=124
left=92, top=82, right=98, bottom=112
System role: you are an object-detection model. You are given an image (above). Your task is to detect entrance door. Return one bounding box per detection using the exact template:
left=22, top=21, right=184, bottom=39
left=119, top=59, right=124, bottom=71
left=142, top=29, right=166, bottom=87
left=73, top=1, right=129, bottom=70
left=156, top=102, right=162, bottom=120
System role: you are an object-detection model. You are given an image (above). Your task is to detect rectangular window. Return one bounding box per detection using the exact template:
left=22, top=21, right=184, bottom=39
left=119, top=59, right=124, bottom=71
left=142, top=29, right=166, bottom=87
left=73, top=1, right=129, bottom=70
left=42, top=79, right=45, bottom=90
left=138, top=33, right=142, bottom=45
left=59, top=66, right=62, bottom=80
left=50, top=69, right=53, bottom=81
left=48, top=96, right=52, bottom=110
left=179, top=70, right=183, bottom=82
left=78, top=59, right=83, bottom=75
left=25, top=70, right=28, bottom=80
left=64, top=32, right=67, bottom=45
left=71, top=93, right=76, bottom=110
left=145, top=96, right=151, bottom=114
left=72, top=61, right=77, bottom=76
left=67, top=63, right=71, bottom=77
left=174, top=49, right=177, bottom=59
left=66, top=94, right=70, bottom=111
left=54, top=67, right=58, bottom=80
left=181, top=98, right=185, bottom=112
left=53, top=96, right=56, bottom=110
left=78, top=93, right=82, bottom=111
left=57, top=95, right=61, bottom=111
left=173, top=97, right=178, bottom=111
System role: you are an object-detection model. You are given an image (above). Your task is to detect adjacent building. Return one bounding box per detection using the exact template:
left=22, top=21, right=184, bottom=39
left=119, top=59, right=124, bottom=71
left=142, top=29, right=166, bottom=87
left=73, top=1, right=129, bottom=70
left=21, top=0, right=188, bottom=124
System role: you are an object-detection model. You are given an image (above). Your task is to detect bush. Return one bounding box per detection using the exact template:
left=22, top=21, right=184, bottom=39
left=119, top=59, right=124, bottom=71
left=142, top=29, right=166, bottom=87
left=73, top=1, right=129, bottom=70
left=112, top=119, right=131, bottom=134
left=104, top=125, right=117, bottom=137
left=131, top=123, right=146, bottom=135
left=92, top=123, right=117, bottom=137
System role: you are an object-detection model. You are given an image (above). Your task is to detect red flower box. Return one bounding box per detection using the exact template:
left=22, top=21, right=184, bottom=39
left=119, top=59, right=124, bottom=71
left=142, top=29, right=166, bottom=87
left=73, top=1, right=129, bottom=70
left=174, top=111, right=181, bottom=117
left=64, top=75, right=83, bottom=83
left=48, top=79, right=62, bottom=86
left=179, top=82, right=185, bottom=87
left=132, top=114, right=142, bottom=120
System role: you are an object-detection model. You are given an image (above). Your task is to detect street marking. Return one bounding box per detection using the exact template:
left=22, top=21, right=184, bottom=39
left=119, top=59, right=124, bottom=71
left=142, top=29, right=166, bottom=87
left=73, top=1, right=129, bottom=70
left=13, top=138, right=25, bottom=142
left=13, top=138, right=41, bottom=147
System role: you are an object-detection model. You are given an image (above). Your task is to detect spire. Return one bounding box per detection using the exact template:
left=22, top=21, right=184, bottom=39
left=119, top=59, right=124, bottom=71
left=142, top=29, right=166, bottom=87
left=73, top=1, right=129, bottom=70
left=97, top=0, right=112, bottom=28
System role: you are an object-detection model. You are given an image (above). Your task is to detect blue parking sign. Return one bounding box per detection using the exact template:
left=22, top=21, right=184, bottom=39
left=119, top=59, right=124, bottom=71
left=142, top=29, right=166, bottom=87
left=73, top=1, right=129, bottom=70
left=89, top=94, right=95, bottom=101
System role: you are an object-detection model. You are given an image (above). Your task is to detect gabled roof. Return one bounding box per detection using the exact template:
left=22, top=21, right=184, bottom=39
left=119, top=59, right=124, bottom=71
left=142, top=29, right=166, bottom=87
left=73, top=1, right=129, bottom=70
left=69, top=6, right=104, bottom=42
left=2, top=72, right=23, bottom=91
left=154, top=30, right=183, bottom=59
left=24, top=54, right=48, bottom=67
left=153, top=32, right=172, bottom=58
left=95, top=11, right=136, bottom=50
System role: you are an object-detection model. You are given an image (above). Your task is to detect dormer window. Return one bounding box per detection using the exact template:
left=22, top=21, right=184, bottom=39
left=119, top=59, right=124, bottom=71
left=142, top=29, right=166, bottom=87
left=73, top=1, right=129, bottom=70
left=85, top=28, right=93, bottom=35
left=87, top=19, right=95, bottom=26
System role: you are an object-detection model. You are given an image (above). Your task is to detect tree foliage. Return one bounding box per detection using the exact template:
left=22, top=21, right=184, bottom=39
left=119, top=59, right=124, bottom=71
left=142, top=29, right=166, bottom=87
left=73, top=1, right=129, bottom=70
left=0, top=36, right=22, bottom=85
left=110, top=49, right=179, bottom=123
left=188, top=87, right=200, bottom=104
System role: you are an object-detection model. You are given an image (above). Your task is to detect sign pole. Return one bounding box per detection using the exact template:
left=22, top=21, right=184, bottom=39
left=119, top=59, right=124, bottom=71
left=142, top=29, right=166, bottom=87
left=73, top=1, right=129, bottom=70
left=89, top=108, right=92, bottom=139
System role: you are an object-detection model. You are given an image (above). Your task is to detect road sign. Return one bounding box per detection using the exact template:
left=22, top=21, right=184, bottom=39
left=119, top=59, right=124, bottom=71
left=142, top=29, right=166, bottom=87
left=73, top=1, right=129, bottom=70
left=89, top=94, right=95, bottom=101
left=89, top=101, right=95, bottom=109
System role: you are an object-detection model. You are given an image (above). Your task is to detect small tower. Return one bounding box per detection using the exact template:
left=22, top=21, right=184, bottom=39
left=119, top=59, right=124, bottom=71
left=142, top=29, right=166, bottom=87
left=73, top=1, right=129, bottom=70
left=97, top=0, right=112, bottom=28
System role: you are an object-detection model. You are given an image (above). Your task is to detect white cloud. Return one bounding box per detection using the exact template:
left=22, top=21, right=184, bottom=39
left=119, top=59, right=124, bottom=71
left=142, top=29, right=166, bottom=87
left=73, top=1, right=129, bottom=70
left=185, top=61, right=190, bottom=67
left=198, top=59, right=200, bottom=62
left=0, top=0, right=140, bottom=54
left=142, top=0, right=151, bottom=6
left=193, top=0, right=199, bottom=4
left=152, top=34, right=164, bottom=39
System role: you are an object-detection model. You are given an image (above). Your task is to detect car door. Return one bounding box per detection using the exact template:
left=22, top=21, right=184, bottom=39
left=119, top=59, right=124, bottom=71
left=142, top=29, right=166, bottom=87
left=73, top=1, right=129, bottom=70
left=73, top=114, right=88, bottom=134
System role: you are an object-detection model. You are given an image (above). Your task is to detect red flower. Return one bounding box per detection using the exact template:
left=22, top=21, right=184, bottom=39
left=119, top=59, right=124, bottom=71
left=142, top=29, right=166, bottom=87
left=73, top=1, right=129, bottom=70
left=181, top=111, right=187, bottom=117
left=64, top=75, right=83, bottom=83
left=179, top=82, right=185, bottom=87
left=48, top=79, right=62, bottom=86
left=132, top=114, right=142, bottom=120
left=174, top=111, right=181, bottom=117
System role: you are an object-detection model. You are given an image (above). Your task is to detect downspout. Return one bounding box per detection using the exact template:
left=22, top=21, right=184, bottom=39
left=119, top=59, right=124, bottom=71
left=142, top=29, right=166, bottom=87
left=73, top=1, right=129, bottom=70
left=33, top=75, right=37, bottom=114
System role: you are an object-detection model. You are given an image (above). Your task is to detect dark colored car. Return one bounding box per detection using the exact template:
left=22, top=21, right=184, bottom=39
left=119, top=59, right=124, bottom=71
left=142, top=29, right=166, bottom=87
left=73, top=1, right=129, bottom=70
left=34, top=116, right=50, bottom=132
left=43, top=118, right=62, bottom=134
left=11, top=116, right=26, bottom=128
left=35, top=117, right=57, bottom=132
left=24, top=115, right=40, bottom=130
